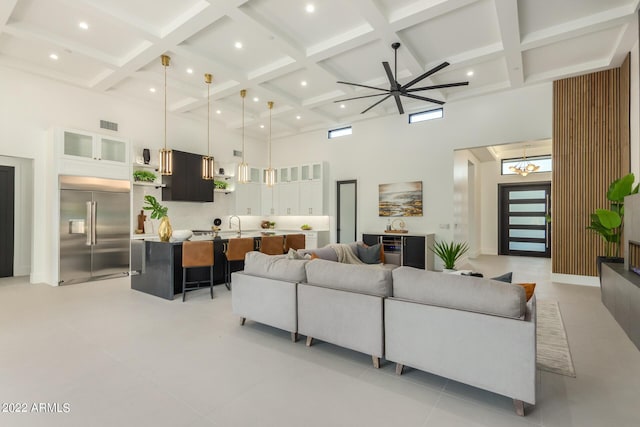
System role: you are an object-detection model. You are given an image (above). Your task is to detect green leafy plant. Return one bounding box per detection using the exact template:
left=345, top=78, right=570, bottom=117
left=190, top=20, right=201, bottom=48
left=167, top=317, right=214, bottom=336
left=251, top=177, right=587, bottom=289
left=430, top=240, right=469, bottom=270
left=143, top=195, right=167, bottom=219
left=214, top=180, right=228, bottom=189
left=587, top=173, right=639, bottom=257
left=133, top=170, right=157, bottom=182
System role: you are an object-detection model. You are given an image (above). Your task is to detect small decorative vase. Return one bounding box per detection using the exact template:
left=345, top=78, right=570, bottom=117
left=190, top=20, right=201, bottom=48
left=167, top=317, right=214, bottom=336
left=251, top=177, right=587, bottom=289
left=143, top=148, right=151, bottom=164
left=158, top=216, right=172, bottom=242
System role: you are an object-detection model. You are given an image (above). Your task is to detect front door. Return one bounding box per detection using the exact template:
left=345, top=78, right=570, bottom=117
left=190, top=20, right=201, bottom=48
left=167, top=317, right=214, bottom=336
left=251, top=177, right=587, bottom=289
left=498, top=182, right=551, bottom=258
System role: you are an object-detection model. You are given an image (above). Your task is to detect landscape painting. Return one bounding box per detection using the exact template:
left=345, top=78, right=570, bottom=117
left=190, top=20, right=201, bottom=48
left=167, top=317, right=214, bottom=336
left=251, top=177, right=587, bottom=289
left=379, top=181, right=423, bottom=217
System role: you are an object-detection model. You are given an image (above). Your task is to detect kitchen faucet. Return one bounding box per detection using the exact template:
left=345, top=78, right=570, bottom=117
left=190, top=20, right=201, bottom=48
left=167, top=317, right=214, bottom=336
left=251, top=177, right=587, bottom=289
left=229, top=215, right=242, bottom=237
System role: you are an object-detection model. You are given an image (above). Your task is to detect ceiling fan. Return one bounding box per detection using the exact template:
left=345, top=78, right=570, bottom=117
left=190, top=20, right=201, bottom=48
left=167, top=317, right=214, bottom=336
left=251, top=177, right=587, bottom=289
left=334, top=42, right=469, bottom=115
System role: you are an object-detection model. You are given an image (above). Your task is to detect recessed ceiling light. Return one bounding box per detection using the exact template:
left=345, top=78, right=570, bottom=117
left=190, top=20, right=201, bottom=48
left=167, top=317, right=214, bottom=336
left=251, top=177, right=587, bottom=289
left=260, top=124, right=265, bottom=129
left=149, top=87, right=156, bottom=93
left=340, top=104, right=346, bottom=109
left=466, top=70, right=474, bottom=77
left=78, top=21, right=89, bottom=30
left=296, top=115, right=301, bottom=120
left=300, top=80, right=307, bottom=86
left=49, top=53, right=58, bottom=60
left=306, top=4, right=315, bottom=13
left=253, top=97, right=259, bottom=102
left=216, top=110, right=221, bottom=114
left=186, top=68, right=193, bottom=74
left=234, top=41, right=243, bottom=49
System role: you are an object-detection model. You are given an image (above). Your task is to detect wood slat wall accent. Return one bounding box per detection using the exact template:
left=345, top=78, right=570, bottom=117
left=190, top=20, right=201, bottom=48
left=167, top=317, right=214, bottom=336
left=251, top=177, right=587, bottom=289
left=552, top=67, right=630, bottom=276
left=621, top=53, right=630, bottom=171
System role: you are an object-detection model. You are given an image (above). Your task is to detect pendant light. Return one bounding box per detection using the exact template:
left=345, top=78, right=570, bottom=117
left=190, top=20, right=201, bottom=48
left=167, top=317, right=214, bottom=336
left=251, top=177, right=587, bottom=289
left=237, top=89, right=250, bottom=183
left=159, top=54, right=172, bottom=175
left=202, top=73, right=215, bottom=180
left=508, top=146, right=540, bottom=177
left=265, top=101, right=276, bottom=187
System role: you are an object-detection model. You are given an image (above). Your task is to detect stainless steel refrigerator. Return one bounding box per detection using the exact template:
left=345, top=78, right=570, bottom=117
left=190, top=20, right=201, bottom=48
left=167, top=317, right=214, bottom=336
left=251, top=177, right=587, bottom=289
left=59, top=175, right=130, bottom=285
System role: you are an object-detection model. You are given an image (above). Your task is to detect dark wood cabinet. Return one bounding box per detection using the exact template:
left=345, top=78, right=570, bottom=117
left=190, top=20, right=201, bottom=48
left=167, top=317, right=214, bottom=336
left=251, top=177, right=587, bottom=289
left=162, top=150, right=214, bottom=202
left=403, top=235, right=426, bottom=269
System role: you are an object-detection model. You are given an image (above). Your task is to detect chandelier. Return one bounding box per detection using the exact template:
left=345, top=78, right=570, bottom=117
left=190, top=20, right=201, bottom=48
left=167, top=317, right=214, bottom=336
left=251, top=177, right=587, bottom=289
left=509, top=147, right=540, bottom=177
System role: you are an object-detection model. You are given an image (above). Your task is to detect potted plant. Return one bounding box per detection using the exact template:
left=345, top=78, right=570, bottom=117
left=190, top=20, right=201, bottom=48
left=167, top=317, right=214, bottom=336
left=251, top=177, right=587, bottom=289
left=133, top=170, right=157, bottom=182
left=430, top=240, right=469, bottom=272
left=143, top=195, right=171, bottom=242
left=214, top=180, right=228, bottom=190
left=587, top=173, right=639, bottom=274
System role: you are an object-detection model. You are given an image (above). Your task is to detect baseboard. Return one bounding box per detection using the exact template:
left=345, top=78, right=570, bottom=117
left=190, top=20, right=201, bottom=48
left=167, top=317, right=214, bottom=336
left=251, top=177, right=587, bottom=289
left=551, top=273, right=600, bottom=287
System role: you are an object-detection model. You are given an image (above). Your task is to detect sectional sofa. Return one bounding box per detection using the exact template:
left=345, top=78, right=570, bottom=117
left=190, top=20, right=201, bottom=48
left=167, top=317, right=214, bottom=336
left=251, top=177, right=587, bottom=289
left=231, top=250, right=536, bottom=416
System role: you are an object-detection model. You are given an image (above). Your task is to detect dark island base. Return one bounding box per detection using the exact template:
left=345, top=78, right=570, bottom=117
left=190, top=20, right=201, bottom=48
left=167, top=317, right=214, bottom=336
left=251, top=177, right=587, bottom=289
left=131, top=239, right=244, bottom=300
left=600, top=263, right=640, bottom=351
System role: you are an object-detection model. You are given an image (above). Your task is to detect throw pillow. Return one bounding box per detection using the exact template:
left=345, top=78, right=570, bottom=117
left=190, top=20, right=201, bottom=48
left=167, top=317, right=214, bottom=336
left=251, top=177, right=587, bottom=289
left=491, top=272, right=513, bottom=283
left=357, top=243, right=382, bottom=264
left=287, top=248, right=310, bottom=260
left=516, top=282, right=536, bottom=301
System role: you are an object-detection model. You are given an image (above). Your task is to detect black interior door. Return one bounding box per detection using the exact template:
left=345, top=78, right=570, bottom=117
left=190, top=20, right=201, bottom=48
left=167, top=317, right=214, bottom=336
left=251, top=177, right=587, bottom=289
left=498, top=182, right=551, bottom=258
left=0, top=166, right=15, bottom=277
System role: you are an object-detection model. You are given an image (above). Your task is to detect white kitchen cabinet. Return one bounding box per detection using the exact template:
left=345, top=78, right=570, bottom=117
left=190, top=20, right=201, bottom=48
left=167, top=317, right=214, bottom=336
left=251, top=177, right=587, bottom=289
left=301, top=162, right=322, bottom=181
left=261, top=184, right=279, bottom=216
left=278, top=166, right=299, bottom=183
left=277, top=182, right=299, bottom=215
left=58, top=128, right=130, bottom=179
left=299, top=180, right=324, bottom=215
left=235, top=182, right=261, bottom=215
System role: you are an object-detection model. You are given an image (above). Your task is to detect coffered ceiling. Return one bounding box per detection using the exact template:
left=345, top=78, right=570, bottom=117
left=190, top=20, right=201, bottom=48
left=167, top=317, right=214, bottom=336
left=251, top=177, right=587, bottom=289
left=1, top=0, right=638, bottom=139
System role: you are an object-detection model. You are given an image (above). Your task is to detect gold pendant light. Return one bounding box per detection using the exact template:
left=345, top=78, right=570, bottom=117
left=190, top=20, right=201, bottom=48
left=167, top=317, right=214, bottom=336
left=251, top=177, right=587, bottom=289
left=508, top=146, right=540, bottom=177
left=265, top=101, right=276, bottom=187
left=159, top=54, right=172, bottom=175
left=237, top=89, right=250, bottom=183
left=202, top=73, right=215, bottom=180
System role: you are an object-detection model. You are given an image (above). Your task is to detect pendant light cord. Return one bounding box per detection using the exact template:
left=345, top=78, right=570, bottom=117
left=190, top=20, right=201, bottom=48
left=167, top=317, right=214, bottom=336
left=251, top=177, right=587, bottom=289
left=241, top=90, right=246, bottom=163
left=164, top=61, right=167, bottom=151
left=207, top=78, right=210, bottom=156
left=268, top=102, right=273, bottom=168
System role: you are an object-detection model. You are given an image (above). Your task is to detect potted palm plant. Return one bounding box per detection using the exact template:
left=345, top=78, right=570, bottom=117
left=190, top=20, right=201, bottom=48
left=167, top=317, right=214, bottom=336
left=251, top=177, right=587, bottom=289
left=587, top=173, right=639, bottom=274
left=430, top=240, right=469, bottom=272
left=143, top=195, right=171, bottom=242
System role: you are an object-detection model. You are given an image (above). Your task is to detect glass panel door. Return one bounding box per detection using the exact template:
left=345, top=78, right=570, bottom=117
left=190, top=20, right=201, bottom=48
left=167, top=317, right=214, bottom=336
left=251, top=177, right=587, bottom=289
left=499, top=182, right=551, bottom=257
left=100, top=138, right=126, bottom=163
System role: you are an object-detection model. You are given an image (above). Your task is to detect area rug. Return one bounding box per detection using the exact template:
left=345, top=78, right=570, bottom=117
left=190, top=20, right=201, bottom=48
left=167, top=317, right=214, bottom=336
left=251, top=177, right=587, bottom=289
left=536, top=300, right=576, bottom=377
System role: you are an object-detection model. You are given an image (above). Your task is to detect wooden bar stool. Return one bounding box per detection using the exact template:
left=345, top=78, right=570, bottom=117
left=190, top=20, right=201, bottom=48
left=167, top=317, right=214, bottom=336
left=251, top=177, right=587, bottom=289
left=284, top=234, right=306, bottom=252
left=181, top=241, right=214, bottom=302
left=260, top=235, right=285, bottom=255
left=225, top=238, right=255, bottom=290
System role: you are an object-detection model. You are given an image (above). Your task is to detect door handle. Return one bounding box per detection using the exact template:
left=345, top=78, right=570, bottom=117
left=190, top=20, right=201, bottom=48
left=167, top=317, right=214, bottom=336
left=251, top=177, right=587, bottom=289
left=86, top=202, right=92, bottom=246
left=91, top=201, right=97, bottom=245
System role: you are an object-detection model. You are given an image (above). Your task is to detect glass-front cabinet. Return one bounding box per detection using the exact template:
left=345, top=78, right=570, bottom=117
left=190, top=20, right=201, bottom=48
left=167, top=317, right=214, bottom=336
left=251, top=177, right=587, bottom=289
left=62, top=129, right=129, bottom=165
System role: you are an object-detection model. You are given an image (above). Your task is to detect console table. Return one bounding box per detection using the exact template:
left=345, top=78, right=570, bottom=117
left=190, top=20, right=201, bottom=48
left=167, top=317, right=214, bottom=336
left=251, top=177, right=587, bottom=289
left=600, top=263, right=640, bottom=350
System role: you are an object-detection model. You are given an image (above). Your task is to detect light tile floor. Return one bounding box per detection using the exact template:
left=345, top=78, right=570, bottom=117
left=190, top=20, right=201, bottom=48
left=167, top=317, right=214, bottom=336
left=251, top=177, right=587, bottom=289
left=0, top=255, right=639, bottom=426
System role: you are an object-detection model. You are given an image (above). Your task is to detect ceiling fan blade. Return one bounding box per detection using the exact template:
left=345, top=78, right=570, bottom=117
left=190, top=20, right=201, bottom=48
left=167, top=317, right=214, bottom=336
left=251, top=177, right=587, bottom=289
left=402, top=62, right=450, bottom=89
left=337, top=81, right=388, bottom=92
left=394, top=95, right=404, bottom=114
left=402, top=93, right=445, bottom=105
left=334, top=93, right=390, bottom=103
left=361, top=94, right=392, bottom=114
left=382, top=62, right=398, bottom=90
left=406, top=82, right=469, bottom=92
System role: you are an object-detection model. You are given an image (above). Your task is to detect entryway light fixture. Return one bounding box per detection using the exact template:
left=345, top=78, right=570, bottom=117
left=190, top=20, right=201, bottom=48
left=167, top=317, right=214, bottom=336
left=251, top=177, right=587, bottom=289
left=159, top=54, right=173, bottom=175
left=202, top=73, right=215, bottom=180
left=265, top=101, right=275, bottom=187
left=509, top=146, right=540, bottom=177
left=237, top=89, right=250, bottom=183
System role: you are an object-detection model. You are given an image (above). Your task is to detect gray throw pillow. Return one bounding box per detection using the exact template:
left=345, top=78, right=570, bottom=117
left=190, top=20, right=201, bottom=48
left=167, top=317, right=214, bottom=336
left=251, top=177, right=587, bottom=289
left=491, top=272, right=513, bottom=283
left=357, top=243, right=382, bottom=264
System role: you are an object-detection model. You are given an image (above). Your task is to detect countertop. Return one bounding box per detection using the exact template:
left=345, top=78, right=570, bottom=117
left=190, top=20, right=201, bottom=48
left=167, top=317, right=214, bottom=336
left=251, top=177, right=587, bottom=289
left=132, top=229, right=329, bottom=240
left=363, top=231, right=435, bottom=237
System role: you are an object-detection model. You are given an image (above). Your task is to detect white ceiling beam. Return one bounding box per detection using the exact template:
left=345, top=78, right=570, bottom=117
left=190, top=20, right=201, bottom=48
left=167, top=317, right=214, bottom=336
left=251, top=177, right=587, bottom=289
left=389, top=0, right=480, bottom=32
left=0, top=0, right=18, bottom=32
left=494, top=0, right=523, bottom=88
left=521, top=5, right=636, bottom=51
left=525, top=59, right=612, bottom=84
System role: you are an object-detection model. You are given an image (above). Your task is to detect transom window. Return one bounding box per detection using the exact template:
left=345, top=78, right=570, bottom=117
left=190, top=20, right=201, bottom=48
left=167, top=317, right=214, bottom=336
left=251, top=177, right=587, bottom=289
left=502, top=155, right=552, bottom=175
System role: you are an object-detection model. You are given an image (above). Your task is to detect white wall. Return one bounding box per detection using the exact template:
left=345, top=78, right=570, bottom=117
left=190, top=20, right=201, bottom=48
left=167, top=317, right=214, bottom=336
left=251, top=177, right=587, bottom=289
left=453, top=150, right=482, bottom=258
left=0, top=65, right=266, bottom=284
left=272, top=84, right=553, bottom=243
left=631, top=40, right=639, bottom=177
left=0, top=155, right=33, bottom=276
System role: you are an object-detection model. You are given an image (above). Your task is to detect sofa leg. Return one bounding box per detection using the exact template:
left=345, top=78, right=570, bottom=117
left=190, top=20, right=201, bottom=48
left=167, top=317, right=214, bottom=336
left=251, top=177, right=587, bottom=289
left=372, top=356, right=380, bottom=369
left=290, top=332, right=298, bottom=342
left=395, top=363, right=404, bottom=375
left=240, top=317, right=246, bottom=326
left=306, top=336, right=313, bottom=347
left=513, top=399, right=525, bottom=417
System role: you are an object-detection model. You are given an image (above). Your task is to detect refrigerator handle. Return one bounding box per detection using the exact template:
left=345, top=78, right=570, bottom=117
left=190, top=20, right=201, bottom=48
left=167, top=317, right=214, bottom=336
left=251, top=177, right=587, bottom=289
left=91, top=201, right=98, bottom=245
left=86, top=201, right=93, bottom=246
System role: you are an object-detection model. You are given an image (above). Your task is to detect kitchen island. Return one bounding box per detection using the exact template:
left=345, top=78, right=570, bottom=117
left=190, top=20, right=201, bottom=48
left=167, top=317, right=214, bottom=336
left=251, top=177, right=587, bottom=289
left=131, top=232, right=310, bottom=300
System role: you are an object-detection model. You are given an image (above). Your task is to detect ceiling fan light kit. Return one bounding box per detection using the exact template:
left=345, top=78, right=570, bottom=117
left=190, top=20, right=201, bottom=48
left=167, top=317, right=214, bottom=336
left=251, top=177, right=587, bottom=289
left=335, top=43, right=469, bottom=115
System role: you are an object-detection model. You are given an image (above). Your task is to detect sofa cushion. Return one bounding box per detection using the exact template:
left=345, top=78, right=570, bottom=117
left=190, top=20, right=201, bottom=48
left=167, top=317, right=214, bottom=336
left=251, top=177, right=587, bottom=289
left=298, top=246, right=338, bottom=262
left=305, top=258, right=393, bottom=297
left=392, top=267, right=526, bottom=319
left=244, top=251, right=308, bottom=283
left=357, top=243, right=382, bottom=264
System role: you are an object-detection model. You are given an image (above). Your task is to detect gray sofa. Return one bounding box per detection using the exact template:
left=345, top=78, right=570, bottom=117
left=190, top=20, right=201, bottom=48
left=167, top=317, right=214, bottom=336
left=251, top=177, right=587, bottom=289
left=385, top=267, right=536, bottom=415
left=298, top=259, right=393, bottom=368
